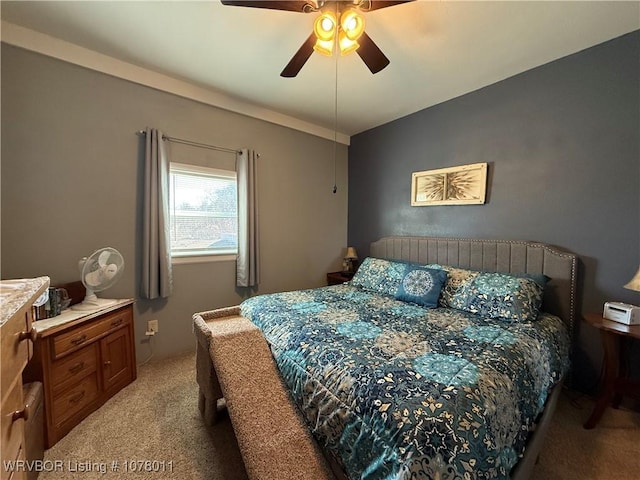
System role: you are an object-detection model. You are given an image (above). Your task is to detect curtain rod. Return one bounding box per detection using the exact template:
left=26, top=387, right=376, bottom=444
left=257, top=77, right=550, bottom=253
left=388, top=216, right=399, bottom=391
left=136, top=130, right=239, bottom=155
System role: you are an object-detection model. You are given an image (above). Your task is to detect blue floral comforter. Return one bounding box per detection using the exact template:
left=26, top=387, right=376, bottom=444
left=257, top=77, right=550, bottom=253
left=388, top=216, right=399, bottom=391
left=240, top=284, right=570, bottom=480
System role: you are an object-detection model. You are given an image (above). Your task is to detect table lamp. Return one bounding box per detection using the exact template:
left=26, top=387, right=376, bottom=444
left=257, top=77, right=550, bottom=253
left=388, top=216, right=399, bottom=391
left=624, top=265, right=640, bottom=292
left=342, top=247, right=358, bottom=275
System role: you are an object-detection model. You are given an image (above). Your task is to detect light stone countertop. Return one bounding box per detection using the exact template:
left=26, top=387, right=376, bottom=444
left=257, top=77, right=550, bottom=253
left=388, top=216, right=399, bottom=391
left=0, top=276, right=50, bottom=326
left=33, top=298, right=133, bottom=333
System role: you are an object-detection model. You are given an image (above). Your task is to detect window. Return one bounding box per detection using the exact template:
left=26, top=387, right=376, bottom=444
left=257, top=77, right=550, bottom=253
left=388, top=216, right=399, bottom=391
left=169, top=163, right=237, bottom=257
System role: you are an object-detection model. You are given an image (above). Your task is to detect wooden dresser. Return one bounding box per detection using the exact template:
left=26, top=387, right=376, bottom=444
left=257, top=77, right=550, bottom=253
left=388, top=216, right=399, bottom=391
left=1, top=277, right=50, bottom=480
left=24, top=300, right=136, bottom=448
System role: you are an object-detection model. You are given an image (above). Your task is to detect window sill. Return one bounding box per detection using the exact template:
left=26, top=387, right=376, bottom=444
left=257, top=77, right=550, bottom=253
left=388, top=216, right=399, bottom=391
left=171, top=254, right=237, bottom=265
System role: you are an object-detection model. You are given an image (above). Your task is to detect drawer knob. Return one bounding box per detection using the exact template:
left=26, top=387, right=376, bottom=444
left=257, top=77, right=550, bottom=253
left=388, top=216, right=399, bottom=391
left=18, top=328, right=35, bottom=342
left=11, top=408, right=29, bottom=422
left=69, top=361, right=85, bottom=374
left=70, top=334, right=87, bottom=346
left=104, top=360, right=112, bottom=366
left=111, top=319, right=123, bottom=327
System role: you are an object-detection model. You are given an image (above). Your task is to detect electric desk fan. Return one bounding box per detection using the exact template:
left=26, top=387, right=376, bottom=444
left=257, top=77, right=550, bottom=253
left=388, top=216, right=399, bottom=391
left=71, top=247, right=124, bottom=311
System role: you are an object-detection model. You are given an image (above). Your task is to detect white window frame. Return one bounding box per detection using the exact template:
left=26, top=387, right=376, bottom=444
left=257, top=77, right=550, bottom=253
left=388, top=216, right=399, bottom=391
left=169, top=162, right=238, bottom=263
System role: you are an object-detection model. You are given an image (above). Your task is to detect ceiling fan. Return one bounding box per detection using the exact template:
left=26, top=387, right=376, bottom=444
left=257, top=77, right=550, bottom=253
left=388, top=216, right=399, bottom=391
left=221, top=0, right=415, bottom=77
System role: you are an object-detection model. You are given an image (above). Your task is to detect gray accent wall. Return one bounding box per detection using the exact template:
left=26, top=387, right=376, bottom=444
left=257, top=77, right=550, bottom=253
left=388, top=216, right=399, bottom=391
left=348, top=31, right=640, bottom=391
left=1, top=45, right=348, bottom=362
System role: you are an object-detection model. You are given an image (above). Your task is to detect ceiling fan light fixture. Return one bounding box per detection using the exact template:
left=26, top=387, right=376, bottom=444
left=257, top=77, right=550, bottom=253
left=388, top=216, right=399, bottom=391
left=340, top=9, right=365, bottom=41
left=314, top=12, right=337, bottom=41
left=314, top=38, right=335, bottom=56
left=338, top=31, right=359, bottom=55
left=313, top=11, right=337, bottom=55
left=222, top=0, right=414, bottom=77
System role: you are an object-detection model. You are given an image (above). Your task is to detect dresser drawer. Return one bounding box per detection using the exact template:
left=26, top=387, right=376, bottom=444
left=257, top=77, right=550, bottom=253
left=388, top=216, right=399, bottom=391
left=1, top=379, right=24, bottom=480
left=52, top=373, right=99, bottom=427
left=51, top=343, right=98, bottom=393
left=1, top=310, right=31, bottom=401
left=4, top=445, right=25, bottom=480
left=52, top=309, right=130, bottom=359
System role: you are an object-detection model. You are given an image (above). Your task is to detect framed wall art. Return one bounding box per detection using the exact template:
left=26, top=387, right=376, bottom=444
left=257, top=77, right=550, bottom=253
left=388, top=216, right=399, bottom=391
left=411, top=162, right=488, bottom=206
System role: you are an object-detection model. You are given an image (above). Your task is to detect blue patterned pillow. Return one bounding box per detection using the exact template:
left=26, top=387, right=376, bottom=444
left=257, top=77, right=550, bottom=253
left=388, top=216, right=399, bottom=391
left=395, top=265, right=448, bottom=308
left=453, top=272, right=544, bottom=322
left=435, top=266, right=479, bottom=308
left=350, top=257, right=407, bottom=297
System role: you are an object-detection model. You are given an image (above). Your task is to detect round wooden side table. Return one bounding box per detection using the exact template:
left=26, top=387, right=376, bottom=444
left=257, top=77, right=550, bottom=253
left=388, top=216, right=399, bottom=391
left=582, top=312, right=640, bottom=429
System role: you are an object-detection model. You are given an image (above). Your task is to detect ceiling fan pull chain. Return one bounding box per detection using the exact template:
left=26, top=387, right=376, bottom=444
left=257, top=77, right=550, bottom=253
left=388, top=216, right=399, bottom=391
left=333, top=27, right=339, bottom=195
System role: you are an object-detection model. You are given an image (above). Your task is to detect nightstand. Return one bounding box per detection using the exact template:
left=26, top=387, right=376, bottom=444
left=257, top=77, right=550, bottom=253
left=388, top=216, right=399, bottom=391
left=582, top=312, right=640, bottom=429
left=326, top=271, right=354, bottom=286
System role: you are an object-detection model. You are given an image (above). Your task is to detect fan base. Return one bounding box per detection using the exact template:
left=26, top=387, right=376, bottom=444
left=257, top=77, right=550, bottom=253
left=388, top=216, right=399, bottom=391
left=70, top=297, right=118, bottom=311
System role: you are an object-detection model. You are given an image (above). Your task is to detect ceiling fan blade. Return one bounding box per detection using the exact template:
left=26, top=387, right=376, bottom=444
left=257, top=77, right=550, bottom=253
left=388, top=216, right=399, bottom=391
left=356, top=32, right=390, bottom=74
left=280, top=33, right=316, bottom=78
left=220, top=1, right=313, bottom=12
left=358, top=0, right=415, bottom=12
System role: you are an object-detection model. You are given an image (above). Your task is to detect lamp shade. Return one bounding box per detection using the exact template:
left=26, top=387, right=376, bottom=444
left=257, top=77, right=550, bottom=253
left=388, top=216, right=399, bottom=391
left=345, top=247, right=358, bottom=259
left=340, top=9, right=365, bottom=41
left=338, top=31, right=359, bottom=55
left=313, top=12, right=337, bottom=56
left=314, top=12, right=336, bottom=41
left=624, top=265, right=640, bottom=292
left=313, top=38, right=334, bottom=56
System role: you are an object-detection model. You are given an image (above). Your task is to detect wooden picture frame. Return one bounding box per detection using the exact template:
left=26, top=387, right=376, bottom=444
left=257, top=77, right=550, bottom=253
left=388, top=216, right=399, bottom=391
left=411, top=162, right=488, bottom=206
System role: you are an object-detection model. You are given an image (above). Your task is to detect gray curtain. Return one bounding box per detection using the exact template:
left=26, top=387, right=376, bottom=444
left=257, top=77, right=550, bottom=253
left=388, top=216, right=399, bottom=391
left=236, top=149, right=259, bottom=287
left=141, top=127, right=173, bottom=299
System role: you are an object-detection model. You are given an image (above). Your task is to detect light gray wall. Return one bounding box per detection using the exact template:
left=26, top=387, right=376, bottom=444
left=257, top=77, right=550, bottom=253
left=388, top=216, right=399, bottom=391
left=1, top=45, right=348, bottom=361
left=347, top=31, right=640, bottom=392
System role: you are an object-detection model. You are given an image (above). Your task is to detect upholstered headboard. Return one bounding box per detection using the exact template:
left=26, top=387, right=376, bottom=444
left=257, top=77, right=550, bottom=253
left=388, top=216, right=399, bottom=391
left=370, top=236, right=578, bottom=337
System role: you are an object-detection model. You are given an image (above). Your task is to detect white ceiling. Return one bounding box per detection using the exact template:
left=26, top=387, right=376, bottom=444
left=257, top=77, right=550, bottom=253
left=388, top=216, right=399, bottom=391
left=1, top=1, right=639, bottom=140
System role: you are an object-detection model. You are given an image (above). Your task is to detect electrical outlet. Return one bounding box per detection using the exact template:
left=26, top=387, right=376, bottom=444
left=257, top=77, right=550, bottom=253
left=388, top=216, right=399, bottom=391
left=146, top=319, right=159, bottom=336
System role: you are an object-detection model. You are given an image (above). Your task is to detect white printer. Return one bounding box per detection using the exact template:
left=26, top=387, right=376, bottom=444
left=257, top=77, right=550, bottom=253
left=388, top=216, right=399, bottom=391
left=603, top=302, right=640, bottom=325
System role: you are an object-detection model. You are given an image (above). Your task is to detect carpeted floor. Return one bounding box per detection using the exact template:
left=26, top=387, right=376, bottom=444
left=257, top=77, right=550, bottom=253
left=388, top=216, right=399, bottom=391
left=40, top=352, right=248, bottom=480
left=39, top=352, right=640, bottom=479
left=531, top=390, right=640, bottom=480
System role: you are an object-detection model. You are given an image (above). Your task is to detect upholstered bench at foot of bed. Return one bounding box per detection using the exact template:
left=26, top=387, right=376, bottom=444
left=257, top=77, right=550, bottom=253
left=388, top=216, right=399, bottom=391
left=193, top=306, right=241, bottom=425
left=193, top=307, right=336, bottom=480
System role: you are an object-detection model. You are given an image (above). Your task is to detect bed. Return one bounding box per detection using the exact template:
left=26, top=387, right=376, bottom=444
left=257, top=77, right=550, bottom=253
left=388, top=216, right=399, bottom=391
left=194, top=236, right=577, bottom=480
